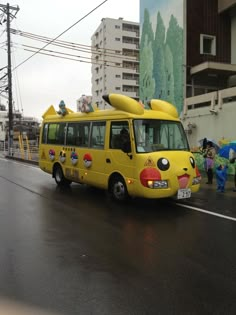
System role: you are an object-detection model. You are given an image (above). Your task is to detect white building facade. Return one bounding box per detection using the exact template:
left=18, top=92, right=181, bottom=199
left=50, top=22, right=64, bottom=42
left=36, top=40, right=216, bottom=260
left=91, top=17, right=139, bottom=109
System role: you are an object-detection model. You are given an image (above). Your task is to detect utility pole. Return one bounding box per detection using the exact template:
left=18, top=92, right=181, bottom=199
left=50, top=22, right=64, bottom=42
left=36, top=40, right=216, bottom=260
left=0, top=3, right=19, bottom=155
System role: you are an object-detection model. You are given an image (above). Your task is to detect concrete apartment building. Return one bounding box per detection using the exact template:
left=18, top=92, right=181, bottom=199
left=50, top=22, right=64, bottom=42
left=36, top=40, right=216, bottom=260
left=91, top=17, right=139, bottom=109
left=183, top=0, right=236, bottom=146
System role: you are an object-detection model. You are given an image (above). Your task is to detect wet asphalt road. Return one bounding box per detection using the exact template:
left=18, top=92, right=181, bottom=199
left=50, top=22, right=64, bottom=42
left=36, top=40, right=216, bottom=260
left=0, top=157, right=236, bottom=315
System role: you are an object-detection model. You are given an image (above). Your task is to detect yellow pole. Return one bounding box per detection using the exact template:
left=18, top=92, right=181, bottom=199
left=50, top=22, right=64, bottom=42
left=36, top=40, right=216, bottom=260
left=18, top=134, right=24, bottom=159
left=25, top=135, right=32, bottom=160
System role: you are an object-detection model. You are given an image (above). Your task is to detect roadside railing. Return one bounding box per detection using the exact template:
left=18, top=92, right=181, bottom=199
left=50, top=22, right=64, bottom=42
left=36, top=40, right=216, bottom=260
left=0, top=141, right=39, bottom=163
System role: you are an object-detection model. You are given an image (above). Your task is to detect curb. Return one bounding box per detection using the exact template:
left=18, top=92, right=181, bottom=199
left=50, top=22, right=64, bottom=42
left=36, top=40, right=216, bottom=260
left=5, top=155, right=38, bottom=166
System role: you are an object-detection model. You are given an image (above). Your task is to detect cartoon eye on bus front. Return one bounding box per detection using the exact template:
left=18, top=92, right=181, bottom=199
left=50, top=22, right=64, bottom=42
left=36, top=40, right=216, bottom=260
left=39, top=94, right=201, bottom=202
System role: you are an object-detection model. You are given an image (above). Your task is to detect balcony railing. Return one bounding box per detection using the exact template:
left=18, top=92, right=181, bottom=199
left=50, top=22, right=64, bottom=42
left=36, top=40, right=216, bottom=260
left=183, top=86, right=236, bottom=115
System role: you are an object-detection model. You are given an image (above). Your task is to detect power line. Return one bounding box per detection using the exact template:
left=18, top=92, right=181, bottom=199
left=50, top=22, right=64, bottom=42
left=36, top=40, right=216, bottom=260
left=19, top=44, right=137, bottom=67
left=12, top=0, right=108, bottom=71
left=11, top=28, right=139, bottom=61
left=14, top=44, right=139, bottom=71
left=12, top=50, right=23, bottom=112
left=21, top=47, right=133, bottom=70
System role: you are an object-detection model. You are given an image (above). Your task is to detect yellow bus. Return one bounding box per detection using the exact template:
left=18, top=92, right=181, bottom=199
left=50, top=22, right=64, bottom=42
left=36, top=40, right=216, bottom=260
left=39, top=94, right=201, bottom=201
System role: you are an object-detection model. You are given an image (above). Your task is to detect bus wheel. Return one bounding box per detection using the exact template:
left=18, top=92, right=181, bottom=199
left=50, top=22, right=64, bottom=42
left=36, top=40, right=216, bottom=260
left=54, top=164, right=71, bottom=186
left=110, top=175, right=128, bottom=202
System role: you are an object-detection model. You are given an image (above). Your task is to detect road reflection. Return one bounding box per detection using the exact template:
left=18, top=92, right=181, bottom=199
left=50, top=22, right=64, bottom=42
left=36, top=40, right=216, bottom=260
left=37, top=183, right=190, bottom=275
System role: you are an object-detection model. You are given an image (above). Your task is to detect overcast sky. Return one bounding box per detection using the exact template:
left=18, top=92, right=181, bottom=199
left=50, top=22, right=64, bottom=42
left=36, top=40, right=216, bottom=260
left=0, top=0, right=139, bottom=120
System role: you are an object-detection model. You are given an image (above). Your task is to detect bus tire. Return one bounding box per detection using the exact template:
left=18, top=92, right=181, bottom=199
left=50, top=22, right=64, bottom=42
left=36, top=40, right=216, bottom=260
left=53, top=164, right=71, bottom=186
left=109, top=175, right=128, bottom=202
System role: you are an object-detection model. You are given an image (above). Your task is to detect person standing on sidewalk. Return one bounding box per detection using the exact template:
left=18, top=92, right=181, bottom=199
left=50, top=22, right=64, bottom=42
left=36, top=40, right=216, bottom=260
left=216, top=164, right=228, bottom=192
left=203, top=141, right=216, bottom=184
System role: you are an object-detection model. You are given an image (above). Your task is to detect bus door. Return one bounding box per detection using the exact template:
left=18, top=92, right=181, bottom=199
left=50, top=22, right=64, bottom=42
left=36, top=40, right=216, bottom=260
left=105, top=120, right=135, bottom=180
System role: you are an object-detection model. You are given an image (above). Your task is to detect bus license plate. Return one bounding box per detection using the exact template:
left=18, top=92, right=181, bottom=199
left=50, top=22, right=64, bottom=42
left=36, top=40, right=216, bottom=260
left=177, top=188, right=191, bottom=199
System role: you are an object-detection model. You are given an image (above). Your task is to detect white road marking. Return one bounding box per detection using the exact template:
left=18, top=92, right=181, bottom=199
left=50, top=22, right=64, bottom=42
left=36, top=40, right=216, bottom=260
left=176, top=202, right=236, bottom=222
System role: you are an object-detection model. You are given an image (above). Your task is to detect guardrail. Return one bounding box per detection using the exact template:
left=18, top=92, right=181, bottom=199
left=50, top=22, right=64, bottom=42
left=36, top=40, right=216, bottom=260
left=0, top=142, right=39, bottom=163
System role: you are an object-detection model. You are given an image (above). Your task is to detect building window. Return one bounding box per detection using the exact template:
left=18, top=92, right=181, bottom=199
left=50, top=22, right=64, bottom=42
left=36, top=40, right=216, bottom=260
left=115, top=74, right=121, bottom=78
left=115, top=25, right=120, bottom=29
left=200, top=34, right=216, bottom=55
left=115, top=37, right=121, bottom=41
left=115, top=87, right=121, bottom=90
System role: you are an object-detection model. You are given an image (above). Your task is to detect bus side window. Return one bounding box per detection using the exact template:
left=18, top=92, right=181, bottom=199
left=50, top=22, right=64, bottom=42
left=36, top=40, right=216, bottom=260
left=110, top=121, right=130, bottom=150
left=90, top=121, right=105, bottom=149
left=66, top=124, right=76, bottom=146
left=42, top=123, right=48, bottom=144
left=52, top=123, right=66, bottom=145
left=76, top=123, right=90, bottom=147
left=47, top=123, right=58, bottom=144
left=111, top=134, right=122, bottom=149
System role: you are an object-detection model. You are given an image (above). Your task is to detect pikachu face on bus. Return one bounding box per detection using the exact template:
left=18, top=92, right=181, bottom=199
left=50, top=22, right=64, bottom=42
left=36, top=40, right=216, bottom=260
left=39, top=94, right=201, bottom=201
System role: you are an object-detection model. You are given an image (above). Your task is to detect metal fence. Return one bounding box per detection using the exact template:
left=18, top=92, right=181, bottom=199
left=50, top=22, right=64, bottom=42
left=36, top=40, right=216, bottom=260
left=0, top=140, right=39, bottom=162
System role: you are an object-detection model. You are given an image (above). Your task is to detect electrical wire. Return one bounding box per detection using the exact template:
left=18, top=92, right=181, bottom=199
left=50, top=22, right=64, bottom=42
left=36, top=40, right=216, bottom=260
left=11, top=28, right=139, bottom=60
left=21, top=47, right=133, bottom=70
left=12, top=34, right=139, bottom=66
left=12, top=50, right=23, bottom=112
left=20, top=43, right=126, bottom=66
left=16, top=45, right=139, bottom=71
left=12, top=39, right=138, bottom=69
left=12, top=0, right=108, bottom=71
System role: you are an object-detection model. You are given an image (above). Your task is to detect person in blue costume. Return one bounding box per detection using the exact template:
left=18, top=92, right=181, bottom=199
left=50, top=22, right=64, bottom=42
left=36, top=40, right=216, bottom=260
left=229, top=149, right=236, bottom=192
left=216, top=164, right=228, bottom=193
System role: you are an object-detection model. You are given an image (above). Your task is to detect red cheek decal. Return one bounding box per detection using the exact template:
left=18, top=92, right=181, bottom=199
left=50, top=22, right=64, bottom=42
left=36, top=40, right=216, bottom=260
left=140, top=168, right=161, bottom=187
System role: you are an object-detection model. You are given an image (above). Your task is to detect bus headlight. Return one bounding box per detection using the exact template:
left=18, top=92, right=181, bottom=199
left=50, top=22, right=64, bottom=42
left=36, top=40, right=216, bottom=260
left=147, top=180, right=168, bottom=189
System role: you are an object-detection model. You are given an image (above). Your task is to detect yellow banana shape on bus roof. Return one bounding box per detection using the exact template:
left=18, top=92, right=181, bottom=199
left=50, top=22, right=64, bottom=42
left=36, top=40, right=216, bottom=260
left=148, top=99, right=178, bottom=118
left=103, top=94, right=178, bottom=118
left=103, top=94, right=144, bottom=115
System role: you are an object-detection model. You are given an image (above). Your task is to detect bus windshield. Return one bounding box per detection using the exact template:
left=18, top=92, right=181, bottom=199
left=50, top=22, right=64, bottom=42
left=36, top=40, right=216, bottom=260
left=133, top=119, right=189, bottom=153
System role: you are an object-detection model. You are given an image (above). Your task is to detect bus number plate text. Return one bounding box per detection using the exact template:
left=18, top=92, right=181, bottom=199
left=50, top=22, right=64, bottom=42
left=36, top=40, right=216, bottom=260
left=177, top=188, right=191, bottom=199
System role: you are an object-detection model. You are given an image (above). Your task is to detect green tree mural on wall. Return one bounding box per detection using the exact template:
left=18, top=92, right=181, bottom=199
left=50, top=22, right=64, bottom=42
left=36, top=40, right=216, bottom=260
left=164, top=44, right=175, bottom=105
left=140, top=9, right=154, bottom=51
left=165, top=15, right=183, bottom=114
left=153, top=12, right=166, bottom=100
left=140, top=37, right=155, bottom=102
left=140, top=1, right=184, bottom=115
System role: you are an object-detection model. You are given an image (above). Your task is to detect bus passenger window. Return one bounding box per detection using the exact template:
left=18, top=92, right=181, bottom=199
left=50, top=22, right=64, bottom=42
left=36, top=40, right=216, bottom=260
left=77, top=123, right=90, bottom=147
left=110, top=121, right=130, bottom=151
left=90, top=121, right=105, bottom=149
left=57, top=124, right=66, bottom=145
left=66, top=124, right=76, bottom=146
left=42, top=123, right=48, bottom=144
left=47, top=123, right=58, bottom=144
